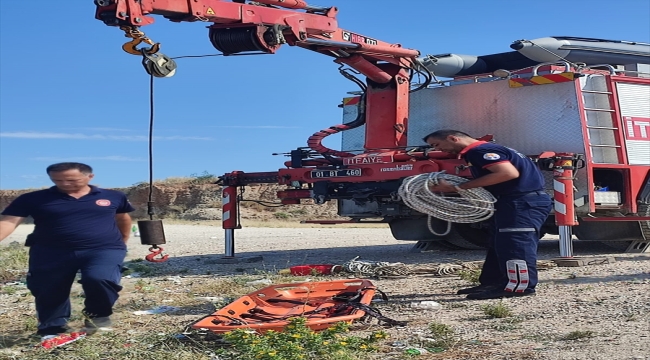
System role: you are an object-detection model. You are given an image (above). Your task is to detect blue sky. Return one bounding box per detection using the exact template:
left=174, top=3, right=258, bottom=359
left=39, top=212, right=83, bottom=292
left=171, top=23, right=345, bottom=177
left=1, top=0, right=649, bottom=190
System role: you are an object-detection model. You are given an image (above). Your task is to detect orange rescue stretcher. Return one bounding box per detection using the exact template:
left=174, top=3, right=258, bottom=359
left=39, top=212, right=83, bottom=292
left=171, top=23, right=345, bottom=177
left=191, top=279, right=379, bottom=333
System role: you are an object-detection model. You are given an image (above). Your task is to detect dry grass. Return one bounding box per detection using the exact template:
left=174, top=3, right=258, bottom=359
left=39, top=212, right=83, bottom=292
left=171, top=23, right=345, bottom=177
left=0, top=243, right=29, bottom=282
left=2, top=324, right=218, bottom=359
left=136, top=172, right=218, bottom=186
left=560, top=330, right=596, bottom=341
left=0, top=240, right=405, bottom=359
left=0, top=268, right=394, bottom=359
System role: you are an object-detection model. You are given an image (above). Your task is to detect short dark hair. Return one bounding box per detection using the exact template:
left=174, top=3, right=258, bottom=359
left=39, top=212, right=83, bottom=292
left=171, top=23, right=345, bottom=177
left=46, top=162, right=93, bottom=174
left=422, top=129, right=473, bottom=143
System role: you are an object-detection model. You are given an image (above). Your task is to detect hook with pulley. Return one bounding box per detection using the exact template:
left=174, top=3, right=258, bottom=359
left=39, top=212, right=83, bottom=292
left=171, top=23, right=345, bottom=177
left=118, top=25, right=176, bottom=77
left=141, top=49, right=177, bottom=78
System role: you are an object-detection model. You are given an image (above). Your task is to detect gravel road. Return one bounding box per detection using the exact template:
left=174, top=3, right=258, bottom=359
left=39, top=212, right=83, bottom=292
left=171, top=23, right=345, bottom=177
left=2, top=224, right=649, bottom=360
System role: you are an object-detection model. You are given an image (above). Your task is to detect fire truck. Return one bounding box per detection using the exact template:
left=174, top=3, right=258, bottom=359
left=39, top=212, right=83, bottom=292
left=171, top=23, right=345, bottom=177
left=93, top=0, right=650, bottom=256
left=338, top=57, right=650, bottom=252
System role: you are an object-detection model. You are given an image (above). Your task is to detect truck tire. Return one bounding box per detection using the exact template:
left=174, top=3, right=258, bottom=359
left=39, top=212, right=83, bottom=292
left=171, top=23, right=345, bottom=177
left=451, top=222, right=547, bottom=248
left=389, top=217, right=445, bottom=240
left=388, top=217, right=486, bottom=250
left=598, top=240, right=634, bottom=251
left=572, top=219, right=640, bottom=251
left=442, top=234, right=486, bottom=250
left=453, top=223, right=490, bottom=249
left=576, top=203, right=650, bottom=251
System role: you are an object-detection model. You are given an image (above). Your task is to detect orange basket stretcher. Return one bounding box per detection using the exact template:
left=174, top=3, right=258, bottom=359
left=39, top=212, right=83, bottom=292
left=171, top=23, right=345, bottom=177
left=191, top=279, right=377, bottom=333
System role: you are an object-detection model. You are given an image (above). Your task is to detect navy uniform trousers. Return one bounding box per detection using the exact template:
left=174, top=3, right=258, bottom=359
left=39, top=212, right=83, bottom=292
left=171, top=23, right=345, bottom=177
left=478, top=191, right=553, bottom=292
left=27, top=246, right=126, bottom=331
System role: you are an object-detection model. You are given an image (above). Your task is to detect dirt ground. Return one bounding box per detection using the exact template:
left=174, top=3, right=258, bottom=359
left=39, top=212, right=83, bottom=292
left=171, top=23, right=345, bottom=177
left=0, top=224, right=648, bottom=360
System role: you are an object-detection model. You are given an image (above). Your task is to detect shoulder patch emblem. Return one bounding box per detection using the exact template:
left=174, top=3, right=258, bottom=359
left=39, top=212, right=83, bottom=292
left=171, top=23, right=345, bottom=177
left=483, top=153, right=501, bottom=160
left=96, top=199, right=111, bottom=206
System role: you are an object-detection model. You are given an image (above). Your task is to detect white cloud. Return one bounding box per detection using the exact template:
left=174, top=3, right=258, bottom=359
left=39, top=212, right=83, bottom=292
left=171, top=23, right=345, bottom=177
left=211, top=125, right=300, bottom=129
left=0, top=132, right=212, bottom=141
left=31, top=156, right=144, bottom=162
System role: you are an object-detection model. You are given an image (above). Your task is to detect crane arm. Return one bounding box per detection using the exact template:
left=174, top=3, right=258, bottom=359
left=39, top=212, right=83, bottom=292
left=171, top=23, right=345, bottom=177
left=94, top=0, right=421, bottom=84
left=94, top=0, right=431, bottom=150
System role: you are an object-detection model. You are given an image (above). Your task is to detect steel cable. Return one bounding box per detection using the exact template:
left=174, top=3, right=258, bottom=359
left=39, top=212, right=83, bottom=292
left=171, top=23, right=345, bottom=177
left=397, top=172, right=496, bottom=235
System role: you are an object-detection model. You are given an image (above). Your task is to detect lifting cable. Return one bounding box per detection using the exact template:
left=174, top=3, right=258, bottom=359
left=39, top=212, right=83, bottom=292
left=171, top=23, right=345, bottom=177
left=138, top=71, right=170, bottom=263
left=397, top=172, right=496, bottom=236
left=145, top=73, right=155, bottom=222
left=138, top=52, right=224, bottom=262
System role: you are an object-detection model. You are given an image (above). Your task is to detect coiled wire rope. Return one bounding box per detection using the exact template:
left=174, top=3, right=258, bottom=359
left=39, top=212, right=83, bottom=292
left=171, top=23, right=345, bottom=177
left=397, top=172, right=497, bottom=236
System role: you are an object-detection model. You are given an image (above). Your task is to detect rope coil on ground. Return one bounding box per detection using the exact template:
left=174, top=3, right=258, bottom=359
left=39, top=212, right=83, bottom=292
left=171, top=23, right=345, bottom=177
left=342, top=256, right=411, bottom=277
left=340, top=257, right=557, bottom=278
left=398, top=172, right=497, bottom=236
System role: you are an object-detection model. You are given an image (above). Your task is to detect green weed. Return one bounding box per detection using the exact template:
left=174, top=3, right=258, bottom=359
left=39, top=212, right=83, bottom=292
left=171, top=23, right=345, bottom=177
left=125, top=262, right=156, bottom=276
left=482, top=301, right=512, bottom=318
left=426, top=322, right=457, bottom=350
left=457, top=269, right=481, bottom=284
left=2, top=285, right=18, bottom=295
left=219, top=317, right=387, bottom=360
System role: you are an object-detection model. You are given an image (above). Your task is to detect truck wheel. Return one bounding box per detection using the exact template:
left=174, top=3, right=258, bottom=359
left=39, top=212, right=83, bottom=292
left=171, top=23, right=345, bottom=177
left=442, top=234, right=486, bottom=250
left=573, top=219, right=640, bottom=251
left=389, top=217, right=447, bottom=241
left=388, top=217, right=486, bottom=250
left=598, top=240, right=634, bottom=251
left=451, top=223, right=548, bottom=248
left=410, top=240, right=465, bottom=251
left=453, top=223, right=490, bottom=249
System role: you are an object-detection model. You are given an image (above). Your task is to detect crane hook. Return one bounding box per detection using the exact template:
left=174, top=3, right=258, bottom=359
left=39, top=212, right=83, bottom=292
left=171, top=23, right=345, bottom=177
left=120, top=25, right=160, bottom=56
left=145, top=245, right=169, bottom=263
left=123, top=38, right=161, bottom=56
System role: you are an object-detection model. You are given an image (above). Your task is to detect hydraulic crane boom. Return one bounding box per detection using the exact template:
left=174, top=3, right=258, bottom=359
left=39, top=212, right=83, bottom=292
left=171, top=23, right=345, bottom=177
left=94, top=0, right=428, bottom=150
left=93, top=0, right=447, bottom=260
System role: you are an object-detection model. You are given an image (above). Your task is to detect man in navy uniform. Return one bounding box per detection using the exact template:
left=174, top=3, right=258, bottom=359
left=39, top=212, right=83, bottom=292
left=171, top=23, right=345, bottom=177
left=423, top=130, right=552, bottom=300
left=0, top=162, right=135, bottom=336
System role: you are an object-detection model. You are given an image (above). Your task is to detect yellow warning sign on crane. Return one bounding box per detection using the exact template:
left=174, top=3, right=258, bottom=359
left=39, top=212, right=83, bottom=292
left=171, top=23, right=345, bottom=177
left=206, top=7, right=215, bottom=15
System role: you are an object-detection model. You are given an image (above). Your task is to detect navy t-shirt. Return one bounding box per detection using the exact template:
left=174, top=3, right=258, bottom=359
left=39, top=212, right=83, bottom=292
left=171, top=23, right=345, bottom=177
left=1, top=186, right=135, bottom=250
left=461, top=141, right=545, bottom=196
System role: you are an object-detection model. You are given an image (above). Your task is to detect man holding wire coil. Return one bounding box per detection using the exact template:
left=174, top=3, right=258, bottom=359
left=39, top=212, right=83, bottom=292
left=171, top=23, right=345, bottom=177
left=423, top=130, right=552, bottom=300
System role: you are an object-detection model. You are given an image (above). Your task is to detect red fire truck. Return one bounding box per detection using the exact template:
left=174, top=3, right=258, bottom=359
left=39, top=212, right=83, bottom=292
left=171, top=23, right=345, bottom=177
left=93, top=0, right=650, bottom=257
left=337, top=58, right=650, bottom=253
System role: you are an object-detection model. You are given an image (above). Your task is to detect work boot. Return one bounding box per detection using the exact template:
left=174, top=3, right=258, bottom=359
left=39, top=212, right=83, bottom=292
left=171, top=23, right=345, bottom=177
left=456, top=284, right=497, bottom=295
left=466, top=288, right=536, bottom=300
left=82, top=316, right=113, bottom=335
